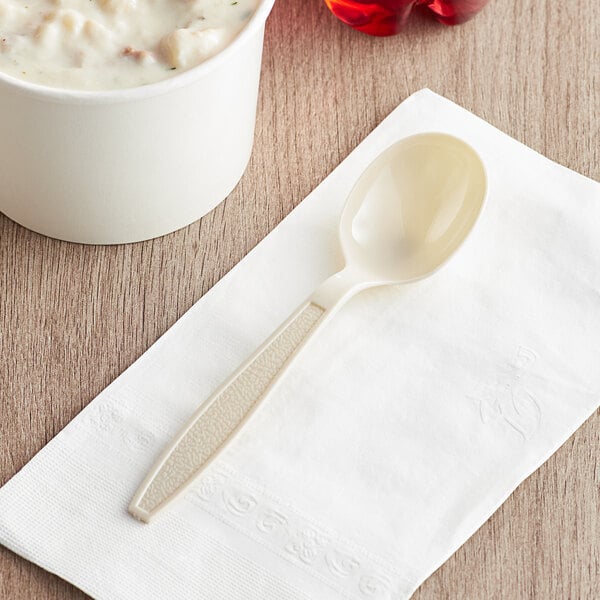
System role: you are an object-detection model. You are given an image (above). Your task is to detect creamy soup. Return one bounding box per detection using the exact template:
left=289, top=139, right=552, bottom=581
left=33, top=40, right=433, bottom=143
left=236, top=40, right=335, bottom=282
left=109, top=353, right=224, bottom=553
left=0, top=0, right=257, bottom=90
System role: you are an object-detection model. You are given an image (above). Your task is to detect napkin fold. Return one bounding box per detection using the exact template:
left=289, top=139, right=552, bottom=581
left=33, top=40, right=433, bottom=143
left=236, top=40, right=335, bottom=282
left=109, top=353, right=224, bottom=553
left=1, top=89, right=599, bottom=600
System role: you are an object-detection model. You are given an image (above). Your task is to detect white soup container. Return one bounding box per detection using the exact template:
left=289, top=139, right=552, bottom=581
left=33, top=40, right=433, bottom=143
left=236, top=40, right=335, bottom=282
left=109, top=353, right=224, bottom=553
left=0, top=0, right=276, bottom=244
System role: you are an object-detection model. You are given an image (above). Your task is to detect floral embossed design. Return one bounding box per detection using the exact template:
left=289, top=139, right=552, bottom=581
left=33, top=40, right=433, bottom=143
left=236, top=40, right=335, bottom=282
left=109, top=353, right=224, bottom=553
left=285, top=527, right=330, bottom=565
left=186, top=472, right=228, bottom=504
left=359, top=574, right=392, bottom=598
left=222, top=488, right=257, bottom=516
left=82, top=400, right=157, bottom=456
left=472, top=346, right=541, bottom=440
left=325, top=549, right=360, bottom=577
left=182, top=467, right=407, bottom=598
left=121, top=428, right=154, bottom=451
left=256, top=509, right=288, bottom=533
left=86, top=402, right=123, bottom=433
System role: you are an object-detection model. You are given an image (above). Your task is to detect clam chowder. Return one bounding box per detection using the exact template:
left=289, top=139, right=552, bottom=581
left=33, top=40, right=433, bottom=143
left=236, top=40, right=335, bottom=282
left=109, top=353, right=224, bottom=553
left=0, top=0, right=257, bottom=90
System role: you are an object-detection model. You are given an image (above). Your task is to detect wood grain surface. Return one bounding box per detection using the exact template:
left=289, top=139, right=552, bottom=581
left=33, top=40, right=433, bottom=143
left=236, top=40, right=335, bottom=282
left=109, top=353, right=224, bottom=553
left=1, top=0, right=599, bottom=597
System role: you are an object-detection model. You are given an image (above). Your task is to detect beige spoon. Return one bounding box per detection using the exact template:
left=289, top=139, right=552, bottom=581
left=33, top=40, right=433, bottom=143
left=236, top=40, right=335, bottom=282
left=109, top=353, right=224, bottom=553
left=129, top=132, right=487, bottom=522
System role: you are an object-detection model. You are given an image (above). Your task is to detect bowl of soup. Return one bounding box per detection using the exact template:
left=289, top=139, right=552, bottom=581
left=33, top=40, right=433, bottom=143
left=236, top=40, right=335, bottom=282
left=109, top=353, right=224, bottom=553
left=0, top=0, right=275, bottom=244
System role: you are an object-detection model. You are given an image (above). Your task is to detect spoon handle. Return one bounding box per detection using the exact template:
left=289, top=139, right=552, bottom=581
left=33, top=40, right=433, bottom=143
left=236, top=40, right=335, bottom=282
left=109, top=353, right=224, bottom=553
left=129, top=301, right=328, bottom=523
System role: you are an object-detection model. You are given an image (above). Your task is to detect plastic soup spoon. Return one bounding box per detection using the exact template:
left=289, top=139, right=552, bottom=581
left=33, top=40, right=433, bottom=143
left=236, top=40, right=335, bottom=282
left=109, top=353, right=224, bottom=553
left=129, top=132, right=487, bottom=522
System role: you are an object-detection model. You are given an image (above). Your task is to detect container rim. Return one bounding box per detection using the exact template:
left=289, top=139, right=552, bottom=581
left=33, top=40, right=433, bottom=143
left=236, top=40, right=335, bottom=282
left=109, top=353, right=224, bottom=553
left=0, top=0, right=276, bottom=104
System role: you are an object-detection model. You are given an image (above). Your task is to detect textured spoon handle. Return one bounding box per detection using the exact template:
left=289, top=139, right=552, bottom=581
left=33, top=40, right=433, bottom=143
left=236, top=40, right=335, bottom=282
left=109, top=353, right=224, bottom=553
left=129, top=302, right=326, bottom=522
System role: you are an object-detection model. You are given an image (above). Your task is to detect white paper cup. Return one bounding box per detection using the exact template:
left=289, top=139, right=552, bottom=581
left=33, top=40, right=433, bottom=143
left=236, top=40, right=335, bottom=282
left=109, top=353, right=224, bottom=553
left=0, top=0, right=275, bottom=244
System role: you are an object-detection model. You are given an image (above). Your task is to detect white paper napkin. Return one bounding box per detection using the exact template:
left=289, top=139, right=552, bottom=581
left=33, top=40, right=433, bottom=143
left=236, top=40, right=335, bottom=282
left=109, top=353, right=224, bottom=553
left=1, top=89, right=599, bottom=600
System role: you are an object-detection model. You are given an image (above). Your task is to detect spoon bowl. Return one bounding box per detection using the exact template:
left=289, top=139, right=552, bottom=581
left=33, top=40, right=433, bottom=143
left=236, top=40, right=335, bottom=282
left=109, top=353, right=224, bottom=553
left=129, top=132, right=487, bottom=523
left=340, top=132, right=487, bottom=285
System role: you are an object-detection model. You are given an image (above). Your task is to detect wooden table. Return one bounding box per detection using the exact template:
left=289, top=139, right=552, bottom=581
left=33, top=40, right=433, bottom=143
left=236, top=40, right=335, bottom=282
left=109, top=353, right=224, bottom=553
left=1, top=0, right=598, bottom=597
